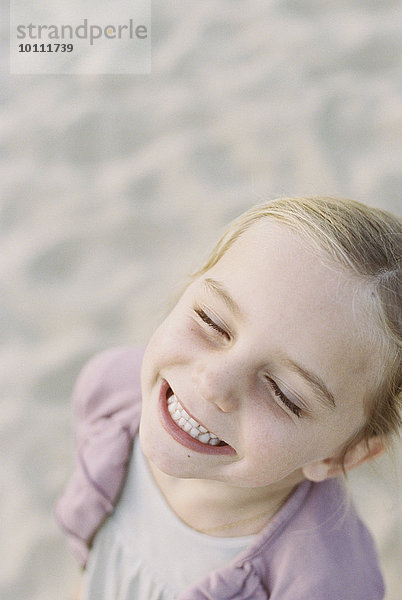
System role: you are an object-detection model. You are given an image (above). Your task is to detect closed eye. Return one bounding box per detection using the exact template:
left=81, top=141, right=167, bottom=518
left=194, top=306, right=230, bottom=339
left=268, top=377, right=302, bottom=418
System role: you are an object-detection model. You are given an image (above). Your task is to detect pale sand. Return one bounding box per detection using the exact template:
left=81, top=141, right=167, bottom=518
left=1, top=1, right=401, bottom=598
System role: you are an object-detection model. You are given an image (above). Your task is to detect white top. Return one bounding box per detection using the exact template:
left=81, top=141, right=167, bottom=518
left=82, top=437, right=255, bottom=599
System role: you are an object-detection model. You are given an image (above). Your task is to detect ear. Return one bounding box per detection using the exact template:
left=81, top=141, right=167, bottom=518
left=302, top=437, right=385, bottom=482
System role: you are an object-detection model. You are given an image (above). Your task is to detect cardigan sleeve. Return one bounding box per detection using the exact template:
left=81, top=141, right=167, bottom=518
left=263, top=479, right=385, bottom=600
left=54, top=346, right=144, bottom=566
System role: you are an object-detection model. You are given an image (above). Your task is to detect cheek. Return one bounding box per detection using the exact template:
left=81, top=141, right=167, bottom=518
left=241, top=412, right=302, bottom=471
left=241, top=414, right=340, bottom=479
left=149, top=315, right=199, bottom=362
left=141, top=316, right=198, bottom=387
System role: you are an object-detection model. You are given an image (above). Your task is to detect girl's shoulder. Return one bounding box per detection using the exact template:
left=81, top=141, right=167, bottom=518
left=72, top=346, right=145, bottom=440
left=55, top=346, right=145, bottom=566
left=242, top=478, right=385, bottom=600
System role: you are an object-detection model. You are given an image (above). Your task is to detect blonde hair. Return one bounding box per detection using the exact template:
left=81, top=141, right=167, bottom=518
left=194, top=196, right=401, bottom=460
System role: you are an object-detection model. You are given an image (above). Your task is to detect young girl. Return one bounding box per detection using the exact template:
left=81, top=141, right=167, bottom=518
left=56, top=196, right=401, bottom=600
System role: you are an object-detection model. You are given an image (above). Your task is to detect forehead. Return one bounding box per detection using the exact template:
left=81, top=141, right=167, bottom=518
left=206, top=220, right=378, bottom=403
left=214, top=220, right=348, bottom=302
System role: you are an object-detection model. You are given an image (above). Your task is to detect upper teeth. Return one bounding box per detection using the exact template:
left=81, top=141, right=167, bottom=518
left=167, top=394, right=222, bottom=446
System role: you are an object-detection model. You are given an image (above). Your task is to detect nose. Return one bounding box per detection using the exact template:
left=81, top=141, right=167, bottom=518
left=191, top=355, right=240, bottom=413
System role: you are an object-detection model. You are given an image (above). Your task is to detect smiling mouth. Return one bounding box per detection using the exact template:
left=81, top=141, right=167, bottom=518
left=158, top=382, right=235, bottom=455
left=166, top=388, right=228, bottom=447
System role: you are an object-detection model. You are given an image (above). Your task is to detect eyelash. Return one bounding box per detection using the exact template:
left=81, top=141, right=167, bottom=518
left=194, top=305, right=302, bottom=419
left=268, top=378, right=302, bottom=418
left=194, top=306, right=229, bottom=339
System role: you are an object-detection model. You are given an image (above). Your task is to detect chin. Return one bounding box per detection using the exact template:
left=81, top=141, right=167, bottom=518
left=139, top=422, right=187, bottom=477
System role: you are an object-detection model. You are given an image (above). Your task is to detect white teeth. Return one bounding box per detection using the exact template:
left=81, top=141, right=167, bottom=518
left=167, top=393, right=224, bottom=446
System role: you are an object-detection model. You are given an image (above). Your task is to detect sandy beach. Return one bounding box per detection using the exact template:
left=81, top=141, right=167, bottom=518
left=1, top=1, right=401, bottom=598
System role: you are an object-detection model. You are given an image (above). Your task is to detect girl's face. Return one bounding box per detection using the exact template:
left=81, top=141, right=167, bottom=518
left=140, top=221, right=377, bottom=489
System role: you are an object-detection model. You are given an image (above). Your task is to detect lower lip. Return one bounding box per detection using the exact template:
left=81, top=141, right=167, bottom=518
left=158, top=381, right=236, bottom=455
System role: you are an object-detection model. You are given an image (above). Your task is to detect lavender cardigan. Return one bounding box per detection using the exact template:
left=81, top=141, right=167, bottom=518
left=55, top=347, right=385, bottom=599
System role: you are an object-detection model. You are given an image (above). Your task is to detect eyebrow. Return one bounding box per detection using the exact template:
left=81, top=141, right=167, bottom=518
left=203, top=277, right=336, bottom=410
left=278, top=355, right=336, bottom=410
left=204, top=278, right=243, bottom=319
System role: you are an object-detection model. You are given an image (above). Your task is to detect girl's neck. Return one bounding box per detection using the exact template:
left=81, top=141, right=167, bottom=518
left=146, top=460, right=305, bottom=537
